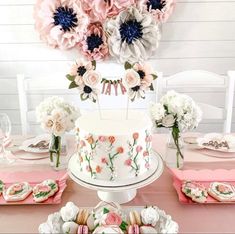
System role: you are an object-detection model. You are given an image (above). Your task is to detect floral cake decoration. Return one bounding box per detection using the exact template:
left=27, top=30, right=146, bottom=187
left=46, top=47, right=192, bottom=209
left=66, top=59, right=157, bottom=102
left=34, top=0, right=175, bottom=62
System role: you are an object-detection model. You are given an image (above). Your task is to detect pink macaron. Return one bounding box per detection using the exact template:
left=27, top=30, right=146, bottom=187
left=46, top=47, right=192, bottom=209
left=128, top=224, right=140, bottom=234
left=77, top=225, right=89, bottom=234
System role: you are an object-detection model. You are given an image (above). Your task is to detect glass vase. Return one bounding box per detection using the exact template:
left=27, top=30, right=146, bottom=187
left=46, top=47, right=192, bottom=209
left=49, top=134, right=63, bottom=171
left=165, top=129, right=184, bottom=169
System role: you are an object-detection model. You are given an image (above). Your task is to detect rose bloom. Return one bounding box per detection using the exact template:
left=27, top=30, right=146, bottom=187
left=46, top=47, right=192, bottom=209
left=101, top=157, right=108, bottom=164
left=42, top=116, right=54, bottom=132
left=136, top=145, right=143, bottom=153
left=53, top=120, right=66, bottom=136
left=143, top=151, right=149, bottom=157
left=133, top=132, right=139, bottom=140
left=162, top=114, right=175, bottom=128
left=123, top=69, right=140, bottom=89
left=104, top=212, right=122, bottom=226
left=98, top=136, right=106, bottom=142
left=108, top=136, right=115, bottom=144
left=96, top=165, right=102, bottom=173
left=83, top=70, right=101, bottom=88
left=116, top=147, right=124, bottom=154
left=125, top=159, right=132, bottom=166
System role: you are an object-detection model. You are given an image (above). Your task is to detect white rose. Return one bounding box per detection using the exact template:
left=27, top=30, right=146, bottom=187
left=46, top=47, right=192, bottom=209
left=83, top=70, right=101, bottom=88
left=41, top=116, right=54, bottom=133
left=162, top=114, right=175, bottom=128
left=60, top=202, right=79, bottom=222
left=123, top=69, right=140, bottom=88
left=141, top=207, right=159, bottom=226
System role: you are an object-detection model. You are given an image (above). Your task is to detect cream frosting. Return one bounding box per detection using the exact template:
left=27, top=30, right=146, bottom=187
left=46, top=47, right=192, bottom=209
left=141, top=207, right=159, bottom=226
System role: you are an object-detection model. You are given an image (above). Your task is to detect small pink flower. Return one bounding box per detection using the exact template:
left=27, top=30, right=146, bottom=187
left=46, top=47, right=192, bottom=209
left=143, top=151, right=149, bottom=157
left=123, top=69, right=140, bottom=89
left=104, top=212, right=122, bottom=226
left=145, top=135, right=152, bottom=143
left=86, top=165, right=91, bottom=172
left=145, top=162, right=150, bottom=169
left=125, top=159, right=132, bottom=166
left=79, top=140, right=86, bottom=148
left=96, top=165, right=102, bottom=173
left=116, top=147, right=124, bottom=154
left=98, top=136, right=106, bottom=142
left=101, top=157, right=108, bottom=164
left=133, top=132, right=139, bottom=140
left=136, top=145, right=143, bottom=153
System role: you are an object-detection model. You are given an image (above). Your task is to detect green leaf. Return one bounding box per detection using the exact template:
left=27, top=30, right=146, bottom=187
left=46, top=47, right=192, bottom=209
left=92, top=60, right=96, bottom=69
left=120, top=221, right=128, bottom=231
left=103, top=207, right=109, bottom=214
left=149, top=83, right=154, bottom=91
left=124, top=61, right=132, bottom=70
left=66, top=74, right=75, bottom=81
left=49, top=183, right=56, bottom=190
left=80, top=93, right=89, bottom=101
left=69, top=81, right=78, bottom=89
left=151, top=73, right=158, bottom=80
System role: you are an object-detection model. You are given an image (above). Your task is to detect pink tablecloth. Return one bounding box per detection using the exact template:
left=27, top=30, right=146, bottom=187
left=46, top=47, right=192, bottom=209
left=1, top=134, right=235, bottom=233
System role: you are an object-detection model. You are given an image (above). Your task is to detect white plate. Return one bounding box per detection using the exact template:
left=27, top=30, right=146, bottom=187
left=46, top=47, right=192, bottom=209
left=197, top=133, right=235, bottom=153
left=15, top=151, right=49, bottom=160
left=19, top=134, right=50, bottom=153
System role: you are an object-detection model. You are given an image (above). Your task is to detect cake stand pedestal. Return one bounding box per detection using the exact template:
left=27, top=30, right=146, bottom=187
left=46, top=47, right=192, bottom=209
left=68, top=151, right=163, bottom=204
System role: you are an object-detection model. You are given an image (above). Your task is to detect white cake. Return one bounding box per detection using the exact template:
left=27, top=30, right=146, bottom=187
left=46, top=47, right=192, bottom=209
left=76, top=110, right=153, bottom=181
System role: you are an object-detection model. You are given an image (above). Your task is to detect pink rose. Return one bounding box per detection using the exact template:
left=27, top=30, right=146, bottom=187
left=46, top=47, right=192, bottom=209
left=98, top=136, right=106, bottom=142
left=104, top=212, right=122, bottom=226
left=136, top=145, right=143, bottom=153
left=83, top=70, right=101, bottom=88
left=125, top=159, right=132, bottom=166
left=123, top=69, right=140, bottom=89
left=101, top=157, right=108, bottom=164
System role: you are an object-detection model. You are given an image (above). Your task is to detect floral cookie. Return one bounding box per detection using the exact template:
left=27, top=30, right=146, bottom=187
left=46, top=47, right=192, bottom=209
left=33, top=179, right=58, bottom=202
left=3, top=182, right=32, bottom=202
left=0, top=180, right=4, bottom=196
left=208, top=182, right=235, bottom=202
left=182, top=181, right=208, bottom=203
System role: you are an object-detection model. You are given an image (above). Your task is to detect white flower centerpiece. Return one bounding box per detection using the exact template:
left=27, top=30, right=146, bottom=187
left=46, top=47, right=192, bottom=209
left=150, top=91, right=202, bottom=168
left=36, top=96, right=80, bottom=169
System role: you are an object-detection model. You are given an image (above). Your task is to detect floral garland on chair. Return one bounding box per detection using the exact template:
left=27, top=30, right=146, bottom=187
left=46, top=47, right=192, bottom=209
left=34, top=0, right=175, bottom=62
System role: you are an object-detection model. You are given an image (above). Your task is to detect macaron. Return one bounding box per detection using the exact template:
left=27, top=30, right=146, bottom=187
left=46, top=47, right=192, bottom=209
left=76, top=209, right=89, bottom=225
left=86, top=213, right=95, bottom=231
left=77, top=225, right=89, bottom=234
left=129, top=210, right=142, bottom=226
left=140, top=226, right=157, bottom=234
left=128, top=224, right=140, bottom=234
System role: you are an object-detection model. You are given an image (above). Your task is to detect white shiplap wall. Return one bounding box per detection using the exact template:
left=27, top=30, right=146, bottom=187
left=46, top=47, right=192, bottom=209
left=0, top=0, right=235, bottom=134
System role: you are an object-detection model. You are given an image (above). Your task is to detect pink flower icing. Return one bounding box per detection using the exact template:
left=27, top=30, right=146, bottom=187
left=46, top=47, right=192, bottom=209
left=125, top=159, right=132, bottom=166
left=104, top=212, right=122, bottom=226
left=37, top=185, right=51, bottom=193
left=13, top=184, right=23, bottom=192
left=136, top=145, right=143, bottom=153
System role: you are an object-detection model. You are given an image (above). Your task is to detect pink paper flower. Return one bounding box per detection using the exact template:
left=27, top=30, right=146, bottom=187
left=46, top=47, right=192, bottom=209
left=81, top=0, right=136, bottom=22
left=136, top=145, right=143, bottom=153
left=123, top=69, right=140, bottom=89
left=34, top=0, right=89, bottom=50
left=78, top=22, right=109, bottom=61
left=125, top=159, right=132, bottom=166
left=137, top=0, right=176, bottom=23
left=104, top=212, right=122, bottom=226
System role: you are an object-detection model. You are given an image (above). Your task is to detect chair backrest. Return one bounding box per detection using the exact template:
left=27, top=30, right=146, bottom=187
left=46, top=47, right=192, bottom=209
left=156, top=70, right=235, bottom=133
left=17, top=70, right=158, bottom=135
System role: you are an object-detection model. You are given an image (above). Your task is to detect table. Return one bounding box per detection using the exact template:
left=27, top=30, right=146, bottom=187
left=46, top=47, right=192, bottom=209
left=1, top=134, right=235, bottom=233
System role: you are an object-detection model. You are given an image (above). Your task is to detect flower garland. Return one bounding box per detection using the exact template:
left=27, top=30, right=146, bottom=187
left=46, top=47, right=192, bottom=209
left=34, top=0, right=175, bottom=62
left=66, top=59, right=157, bottom=102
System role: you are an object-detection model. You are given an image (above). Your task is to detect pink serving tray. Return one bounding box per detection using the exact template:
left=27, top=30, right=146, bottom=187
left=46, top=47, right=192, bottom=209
left=170, top=168, right=235, bottom=204
left=0, top=170, right=68, bottom=205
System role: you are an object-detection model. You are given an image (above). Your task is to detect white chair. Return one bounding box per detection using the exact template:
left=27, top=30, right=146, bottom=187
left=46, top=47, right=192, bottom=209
left=156, top=70, right=235, bottom=133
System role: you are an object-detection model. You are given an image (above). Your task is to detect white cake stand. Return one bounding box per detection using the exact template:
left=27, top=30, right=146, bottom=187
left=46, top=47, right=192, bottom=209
left=68, top=151, right=164, bottom=204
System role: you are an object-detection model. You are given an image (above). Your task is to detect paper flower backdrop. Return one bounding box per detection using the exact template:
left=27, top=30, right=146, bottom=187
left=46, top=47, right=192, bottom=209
left=34, top=0, right=175, bottom=63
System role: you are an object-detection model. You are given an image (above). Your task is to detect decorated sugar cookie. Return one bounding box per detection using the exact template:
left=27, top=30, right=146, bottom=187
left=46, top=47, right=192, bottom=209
left=0, top=180, right=4, bottom=196
left=208, top=182, right=235, bottom=202
left=3, top=182, right=32, bottom=202
left=182, top=181, right=208, bottom=203
left=33, top=179, right=58, bottom=203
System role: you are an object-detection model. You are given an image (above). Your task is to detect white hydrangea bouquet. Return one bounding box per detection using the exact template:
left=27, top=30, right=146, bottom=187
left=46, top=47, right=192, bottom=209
left=150, top=90, right=202, bottom=168
left=36, top=96, right=80, bottom=169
